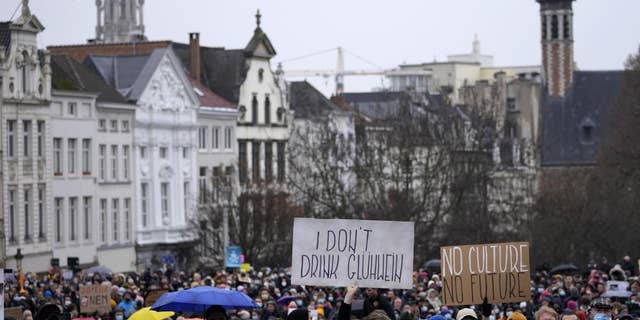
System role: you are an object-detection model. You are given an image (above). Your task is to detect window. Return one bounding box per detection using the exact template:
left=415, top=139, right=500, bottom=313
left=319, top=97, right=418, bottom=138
left=53, top=138, right=62, bottom=175
left=111, top=145, right=118, bottom=180
left=100, top=199, right=107, bottom=243
left=198, top=127, right=207, bottom=149
left=83, top=196, right=91, bottom=240
left=69, top=197, right=77, bottom=242
left=21, top=51, right=28, bottom=94
left=9, top=189, right=16, bottom=242
left=265, top=95, right=271, bottom=125
left=123, top=145, right=130, bottom=180
left=258, top=68, right=264, bottom=82
left=224, top=127, right=232, bottom=150
left=212, top=127, right=220, bottom=150
left=182, top=147, right=189, bottom=159
left=24, top=188, right=31, bottom=240
left=55, top=197, right=63, bottom=243
left=23, top=120, right=31, bottom=158
left=140, top=146, right=147, bottom=159
left=82, top=139, right=91, bottom=174
left=239, top=141, right=247, bottom=184
left=122, top=120, right=130, bottom=132
left=98, top=119, right=106, bottom=131
left=99, top=144, right=106, bottom=180
left=199, top=167, right=207, bottom=204
left=37, top=121, right=44, bottom=158
left=7, top=120, right=16, bottom=158
left=252, top=95, right=258, bottom=124
left=68, top=139, right=77, bottom=174
left=141, top=183, right=149, bottom=227
left=161, top=183, right=170, bottom=218
left=124, top=198, right=130, bottom=241
left=159, top=147, right=168, bottom=159
left=265, top=141, right=273, bottom=183
left=277, top=142, right=286, bottom=182
left=112, top=199, right=119, bottom=241
left=252, top=142, right=260, bottom=182
left=68, top=102, right=77, bottom=116
left=507, top=98, right=517, bottom=111
left=184, top=181, right=190, bottom=215
left=563, top=14, right=570, bottom=39
left=38, top=185, right=45, bottom=239
left=110, top=119, right=118, bottom=132
left=583, top=125, right=594, bottom=144
left=542, top=15, right=547, bottom=40
left=551, top=14, right=558, bottom=39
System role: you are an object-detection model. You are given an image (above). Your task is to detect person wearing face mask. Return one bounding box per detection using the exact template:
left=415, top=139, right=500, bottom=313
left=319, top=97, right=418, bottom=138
left=588, top=298, right=614, bottom=320
left=117, top=291, right=136, bottom=318
left=113, top=308, right=126, bottom=320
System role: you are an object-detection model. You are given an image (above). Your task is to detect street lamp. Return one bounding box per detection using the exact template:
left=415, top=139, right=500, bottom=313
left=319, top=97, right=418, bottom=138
left=15, top=248, right=26, bottom=294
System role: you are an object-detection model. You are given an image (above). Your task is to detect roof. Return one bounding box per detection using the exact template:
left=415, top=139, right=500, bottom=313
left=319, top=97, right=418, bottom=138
left=0, top=22, right=11, bottom=58
left=243, top=27, right=276, bottom=58
left=84, top=49, right=166, bottom=100
left=172, top=43, right=247, bottom=104
left=189, top=76, right=236, bottom=109
left=343, top=91, right=425, bottom=121
left=289, top=81, right=341, bottom=119
left=50, top=54, right=128, bottom=103
left=47, top=41, right=172, bottom=62
left=541, top=70, right=623, bottom=167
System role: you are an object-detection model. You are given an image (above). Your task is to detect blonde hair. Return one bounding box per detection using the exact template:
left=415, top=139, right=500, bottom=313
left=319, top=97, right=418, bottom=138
left=535, top=306, right=558, bottom=320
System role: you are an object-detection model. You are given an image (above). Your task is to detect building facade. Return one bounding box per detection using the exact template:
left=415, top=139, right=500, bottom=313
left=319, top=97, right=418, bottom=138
left=1, top=4, right=53, bottom=271
left=94, top=0, right=146, bottom=44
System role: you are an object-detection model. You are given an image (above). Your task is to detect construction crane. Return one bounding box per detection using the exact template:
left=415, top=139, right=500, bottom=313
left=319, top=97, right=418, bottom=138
left=280, top=47, right=386, bottom=95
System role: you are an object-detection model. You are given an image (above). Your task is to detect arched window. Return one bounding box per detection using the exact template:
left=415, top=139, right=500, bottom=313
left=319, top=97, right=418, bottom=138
left=551, top=14, right=559, bottom=39
left=264, top=95, right=271, bottom=125
left=21, top=51, right=29, bottom=95
left=251, top=95, right=258, bottom=125
left=258, top=68, right=264, bottom=83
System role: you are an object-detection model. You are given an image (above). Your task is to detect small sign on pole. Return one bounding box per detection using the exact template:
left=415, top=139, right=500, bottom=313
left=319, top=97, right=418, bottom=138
left=79, top=285, right=111, bottom=315
left=291, top=218, right=415, bottom=289
left=226, top=246, right=242, bottom=268
left=440, top=242, right=531, bottom=306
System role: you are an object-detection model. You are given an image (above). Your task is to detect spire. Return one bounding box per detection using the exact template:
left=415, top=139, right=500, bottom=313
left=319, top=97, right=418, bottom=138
left=255, top=9, right=262, bottom=28
left=21, top=0, right=31, bottom=19
left=473, top=33, right=480, bottom=55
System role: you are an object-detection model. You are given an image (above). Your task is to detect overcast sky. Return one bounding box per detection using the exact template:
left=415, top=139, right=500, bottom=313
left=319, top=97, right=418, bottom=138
left=3, top=0, right=640, bottom=94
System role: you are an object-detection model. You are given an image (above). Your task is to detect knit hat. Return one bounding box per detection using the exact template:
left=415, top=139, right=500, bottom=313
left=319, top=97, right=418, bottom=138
left=507, top=312, right=527, bottom=320
left=456, top=308, right=478, bottom=320
left=566, top=300, right=578, bottom=311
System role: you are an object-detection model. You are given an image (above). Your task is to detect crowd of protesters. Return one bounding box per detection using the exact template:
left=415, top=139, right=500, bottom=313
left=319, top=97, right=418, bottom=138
left=3, top=256, right=640, bottom=320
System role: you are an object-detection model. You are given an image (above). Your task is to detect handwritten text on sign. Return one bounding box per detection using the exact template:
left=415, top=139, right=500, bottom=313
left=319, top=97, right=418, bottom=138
left=80, top=285, right=111, bottom=314
left=440, top=242, right=530, bottom=306
left=291, top=218, right=414, bottom=289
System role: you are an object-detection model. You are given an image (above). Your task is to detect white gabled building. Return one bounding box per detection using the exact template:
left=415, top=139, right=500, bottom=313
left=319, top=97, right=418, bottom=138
left=0, top=3, right=53, bottom=271
left=85, top=47, right=200, bottom=269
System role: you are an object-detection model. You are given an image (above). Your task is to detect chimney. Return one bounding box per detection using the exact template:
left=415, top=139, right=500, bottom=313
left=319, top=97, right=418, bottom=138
left=189, top=32, right=200, bottom=81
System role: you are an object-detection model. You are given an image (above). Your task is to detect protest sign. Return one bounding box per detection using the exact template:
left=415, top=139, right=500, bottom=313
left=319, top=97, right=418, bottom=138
left=145, top=289, right=168, bottom=307
left=79, top=285, right=111, bottom=314
left=5, top=307, right=22, bottom=320
left=440, top=242, right=530, bottom=306
left=291, top=218, right=414, bottom=289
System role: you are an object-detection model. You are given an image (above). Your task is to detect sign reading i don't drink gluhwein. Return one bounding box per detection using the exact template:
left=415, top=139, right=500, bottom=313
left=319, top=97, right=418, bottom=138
left=291, top=218, right=415, bottom=289
left=440, top=242, right=531, bottom=306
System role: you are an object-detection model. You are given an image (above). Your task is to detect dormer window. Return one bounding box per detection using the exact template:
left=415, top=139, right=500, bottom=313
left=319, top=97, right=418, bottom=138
left=580, top=118, right=596, bottom=145
left=258, top=68, right=264, bottom=83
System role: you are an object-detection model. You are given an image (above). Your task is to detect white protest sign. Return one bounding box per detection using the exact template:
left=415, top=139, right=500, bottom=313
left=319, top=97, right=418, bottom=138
left=291, top=218, right=414, bottom=289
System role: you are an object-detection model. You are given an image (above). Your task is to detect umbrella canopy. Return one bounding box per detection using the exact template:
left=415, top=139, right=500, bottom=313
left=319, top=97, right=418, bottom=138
left=277, top=295, right=296, bottom=306
left=550, top=264, right=578, bottom=275
left=86, top=265, right=112, bottom=276
left=151, top=286, right=259, bottom=312
left=129, top=307, right=175, bottom=320
left=422, top=259, right=441, bottom=271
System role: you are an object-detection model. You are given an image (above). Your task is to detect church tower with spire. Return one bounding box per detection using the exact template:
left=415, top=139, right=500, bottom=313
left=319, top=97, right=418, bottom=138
left=537, top=0, right=575, bottom=97
left=95, top=0, right=146, bottom=43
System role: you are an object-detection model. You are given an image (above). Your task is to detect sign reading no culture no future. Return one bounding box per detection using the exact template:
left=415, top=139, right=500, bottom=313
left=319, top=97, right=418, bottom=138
left=291, top=218, right=414, bottom=289
left=440, top=242, right=531, bottom=306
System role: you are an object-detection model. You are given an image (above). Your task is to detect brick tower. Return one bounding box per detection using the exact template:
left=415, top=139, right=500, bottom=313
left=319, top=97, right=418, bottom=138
left=537, top=0, right=575, bottom=97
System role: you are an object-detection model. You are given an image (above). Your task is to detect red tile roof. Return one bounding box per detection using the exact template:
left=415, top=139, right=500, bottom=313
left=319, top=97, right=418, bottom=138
left=189, top=76, right=236, bottom=109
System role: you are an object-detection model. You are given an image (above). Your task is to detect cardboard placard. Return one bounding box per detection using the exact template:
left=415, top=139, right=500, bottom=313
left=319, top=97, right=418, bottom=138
left=5, top=307, right=23, bottom=320
left=145, top=289, right=168, bottom=307
left=440, top=242, right=530, bottom=306
left=291, top=218, right=415, bottom=289
left=79, top=285, right=111, bottom=314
